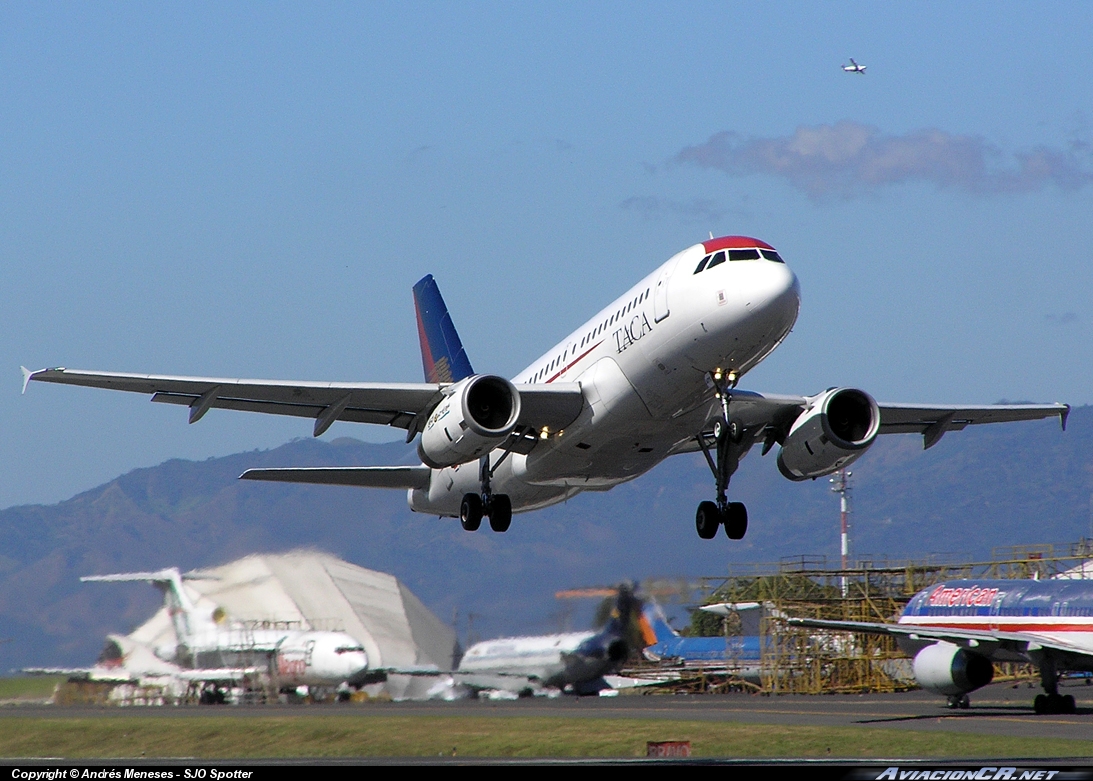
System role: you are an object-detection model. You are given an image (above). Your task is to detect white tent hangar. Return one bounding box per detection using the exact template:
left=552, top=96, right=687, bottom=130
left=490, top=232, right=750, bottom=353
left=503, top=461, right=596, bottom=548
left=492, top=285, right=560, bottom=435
left=127, top=550, right=457, bottom=699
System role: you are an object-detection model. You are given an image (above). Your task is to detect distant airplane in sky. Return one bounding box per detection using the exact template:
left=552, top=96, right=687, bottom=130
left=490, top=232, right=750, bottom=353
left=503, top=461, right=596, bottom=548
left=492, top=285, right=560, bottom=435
left=842, top=58, right=867, bottom=73
left=790, top=577, right=1093, bottom=714
left=423, top=584, right=654, bottom=698
left=24, top=235, right=1067, bottom=541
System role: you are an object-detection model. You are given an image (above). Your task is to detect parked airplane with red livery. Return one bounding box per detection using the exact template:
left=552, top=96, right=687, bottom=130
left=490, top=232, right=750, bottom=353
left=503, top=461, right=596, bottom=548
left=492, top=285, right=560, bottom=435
left=23, top=235, right=1068, bottom=539
left=790, top=577, right=1093, bottom=714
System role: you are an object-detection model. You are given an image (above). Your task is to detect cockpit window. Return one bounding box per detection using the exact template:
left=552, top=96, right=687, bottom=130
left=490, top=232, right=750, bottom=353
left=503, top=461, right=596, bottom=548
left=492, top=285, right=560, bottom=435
left=695, top=246, right=783, bottom=274
left=335, top=646, right=365, bottom=654
left=728, top=248, right=761, bottom=261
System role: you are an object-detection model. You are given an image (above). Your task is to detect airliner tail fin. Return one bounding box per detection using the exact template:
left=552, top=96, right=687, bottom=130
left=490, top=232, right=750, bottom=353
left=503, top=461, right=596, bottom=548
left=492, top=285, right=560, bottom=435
left=412, top=275, right=475, bottom=384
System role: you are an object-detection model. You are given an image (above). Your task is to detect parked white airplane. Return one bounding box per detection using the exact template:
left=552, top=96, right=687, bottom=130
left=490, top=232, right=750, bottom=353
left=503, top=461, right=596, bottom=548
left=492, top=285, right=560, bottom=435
left=81, top=568, right=373, bottom=693
left=23, top=235, right=1067, bottom=540
left=425, top=584, right=654, bottom=698
left=842, top=58, right=866, bottom=73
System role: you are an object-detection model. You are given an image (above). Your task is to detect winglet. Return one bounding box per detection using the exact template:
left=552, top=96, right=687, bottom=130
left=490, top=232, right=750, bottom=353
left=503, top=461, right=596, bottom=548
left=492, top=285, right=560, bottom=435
left=412, top=275, right=474, bottom=384
left=20, top=366, right=33, bottom=395
left=1061, top=404, right=1070, bottom=432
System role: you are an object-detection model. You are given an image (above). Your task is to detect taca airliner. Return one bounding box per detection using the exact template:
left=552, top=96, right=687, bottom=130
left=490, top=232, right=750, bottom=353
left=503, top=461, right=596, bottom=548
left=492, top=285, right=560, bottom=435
left=23, top=236, right=1068, bottom=540
left=791, top=577, right=1093, bottom=714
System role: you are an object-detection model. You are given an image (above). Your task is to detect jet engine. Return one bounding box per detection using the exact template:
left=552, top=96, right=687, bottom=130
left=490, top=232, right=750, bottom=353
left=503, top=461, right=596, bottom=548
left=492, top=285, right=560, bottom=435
left=776, top=388, right=880, bottom=481
left=418, top=375, right=522, bottom=468
left=912, top=642, right=993, bottom=697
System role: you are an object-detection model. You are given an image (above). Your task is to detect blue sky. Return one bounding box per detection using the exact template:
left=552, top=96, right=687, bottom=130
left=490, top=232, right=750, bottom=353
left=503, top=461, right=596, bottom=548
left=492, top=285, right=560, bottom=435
left=3, top=2, right=1091, bottom=508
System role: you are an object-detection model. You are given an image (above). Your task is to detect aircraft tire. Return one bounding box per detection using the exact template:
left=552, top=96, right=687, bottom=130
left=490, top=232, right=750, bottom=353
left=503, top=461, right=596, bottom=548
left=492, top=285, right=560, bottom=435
left=460, top=494, right=483, bottom=532
left=696, top=502, right=720, bottom=539
left=723, top=502, right=748, bottom=540
left=489, top=495, right=512, bottom=532
left=1034, top=693, right=1072, bottom=714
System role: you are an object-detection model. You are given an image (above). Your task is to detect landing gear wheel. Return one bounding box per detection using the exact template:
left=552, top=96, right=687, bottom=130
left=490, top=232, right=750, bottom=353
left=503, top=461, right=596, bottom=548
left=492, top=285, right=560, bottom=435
left=488, top=494, right=512, bottom=532
left=1034, top=693, right=1073, bottom=714
left=723, top=502, right=748, bottom=540
left=460, top=493, right=483, bottom=532
left=696, top=501, right=720, bottom=539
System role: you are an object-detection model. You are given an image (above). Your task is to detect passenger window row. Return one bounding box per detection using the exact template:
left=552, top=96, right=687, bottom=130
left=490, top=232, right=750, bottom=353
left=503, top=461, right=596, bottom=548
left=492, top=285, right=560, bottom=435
left=529, top=287, right=652, bottom=383
left=694, top=248, right=784, bottom=274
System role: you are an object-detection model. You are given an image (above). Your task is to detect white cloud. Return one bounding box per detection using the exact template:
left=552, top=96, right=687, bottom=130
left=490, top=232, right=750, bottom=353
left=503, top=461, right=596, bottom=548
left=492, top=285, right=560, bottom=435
left=677, top=121, right=1093, bottom=198
left=620, top=196, right=730, bottom=223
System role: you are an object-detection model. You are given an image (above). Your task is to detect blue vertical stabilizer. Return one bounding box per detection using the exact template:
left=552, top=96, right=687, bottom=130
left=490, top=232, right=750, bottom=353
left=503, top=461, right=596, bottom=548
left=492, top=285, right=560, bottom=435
left=412, top=275, right=475, bottom=384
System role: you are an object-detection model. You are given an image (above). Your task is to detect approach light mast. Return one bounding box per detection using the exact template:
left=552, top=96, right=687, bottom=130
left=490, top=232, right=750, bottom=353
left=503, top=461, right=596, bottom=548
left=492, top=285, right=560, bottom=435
left=830, top=469, right=852, bottom=598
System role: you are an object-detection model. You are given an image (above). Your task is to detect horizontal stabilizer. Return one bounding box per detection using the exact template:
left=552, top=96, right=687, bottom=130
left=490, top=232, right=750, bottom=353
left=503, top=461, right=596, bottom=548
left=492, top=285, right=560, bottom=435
left=239, top=465, right=431, bottom=490
left=81, top=568, right=182, bottom=584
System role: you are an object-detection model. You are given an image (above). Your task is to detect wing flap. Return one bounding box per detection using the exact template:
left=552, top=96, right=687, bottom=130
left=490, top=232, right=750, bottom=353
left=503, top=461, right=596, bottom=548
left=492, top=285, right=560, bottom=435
left=151, top=393, right=418, bottom=429
left=239, top=466, right=432, bottom=490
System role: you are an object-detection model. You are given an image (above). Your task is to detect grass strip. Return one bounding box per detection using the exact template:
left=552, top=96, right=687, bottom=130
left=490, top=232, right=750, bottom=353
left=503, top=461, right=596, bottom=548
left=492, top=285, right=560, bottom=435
left=1, top=715, right=1092, bottom=759
left=0, top=676, right=64, bottom=701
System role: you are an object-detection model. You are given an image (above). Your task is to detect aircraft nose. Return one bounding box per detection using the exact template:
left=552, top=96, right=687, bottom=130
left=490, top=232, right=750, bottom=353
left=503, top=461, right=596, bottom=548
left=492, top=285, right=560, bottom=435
left=749, top=261, right=801, bottom=321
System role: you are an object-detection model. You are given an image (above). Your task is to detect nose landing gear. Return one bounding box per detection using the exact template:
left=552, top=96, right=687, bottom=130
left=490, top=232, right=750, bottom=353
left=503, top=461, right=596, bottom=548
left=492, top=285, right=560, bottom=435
left=694, top=371, right=753, bottom=541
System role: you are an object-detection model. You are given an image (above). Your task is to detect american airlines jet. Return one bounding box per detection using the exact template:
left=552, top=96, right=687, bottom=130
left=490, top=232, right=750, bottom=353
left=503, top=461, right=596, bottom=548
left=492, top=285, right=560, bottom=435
left=23, top=235, right=1068, bottom=540
left=790, top=577, right=1093, bottom=715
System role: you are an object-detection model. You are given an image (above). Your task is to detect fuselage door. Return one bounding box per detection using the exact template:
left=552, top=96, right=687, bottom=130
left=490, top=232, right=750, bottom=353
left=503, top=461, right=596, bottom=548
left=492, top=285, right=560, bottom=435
left=653, top=266, right=671, bottom=323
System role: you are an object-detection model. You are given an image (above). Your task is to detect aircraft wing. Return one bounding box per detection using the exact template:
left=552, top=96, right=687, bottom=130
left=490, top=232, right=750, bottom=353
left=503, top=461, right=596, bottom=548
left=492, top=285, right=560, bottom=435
left=786, top=617, right=1093, bottom=660
left=22, top=367, right=584, bottom=439
left=239, top=465, right=432, bottom=489
left=875, top=402, right=1070, bottom=448
left=673, top=390, right=1068, bottom=452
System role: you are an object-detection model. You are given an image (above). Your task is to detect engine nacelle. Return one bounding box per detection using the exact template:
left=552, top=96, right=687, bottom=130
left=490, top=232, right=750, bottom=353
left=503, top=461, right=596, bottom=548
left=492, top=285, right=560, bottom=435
left=912, top=642, right=993, bottom=697
left=417, top=375, right=521, bottom=469
left=777, top=388, right=880, bottom=481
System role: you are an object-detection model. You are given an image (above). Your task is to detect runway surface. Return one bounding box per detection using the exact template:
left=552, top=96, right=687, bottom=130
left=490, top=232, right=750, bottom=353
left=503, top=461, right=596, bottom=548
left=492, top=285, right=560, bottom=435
left=3, top=680, right=1092, bottom=744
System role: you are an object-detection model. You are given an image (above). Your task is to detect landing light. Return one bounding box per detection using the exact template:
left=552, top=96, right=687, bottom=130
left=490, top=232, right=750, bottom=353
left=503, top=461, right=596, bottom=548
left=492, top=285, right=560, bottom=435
left=540, top=427, right=550, bottom=440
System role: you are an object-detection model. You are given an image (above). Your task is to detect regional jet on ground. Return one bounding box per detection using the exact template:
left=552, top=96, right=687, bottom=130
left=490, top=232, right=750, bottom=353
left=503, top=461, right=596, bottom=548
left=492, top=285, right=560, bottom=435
left=424, top=584, right=653, bottom=699
left=842, top=58, right=866, bottom=73
left=23, top=235, right=1067, bottom=540
left=790, top=577, right=1093, bottom=714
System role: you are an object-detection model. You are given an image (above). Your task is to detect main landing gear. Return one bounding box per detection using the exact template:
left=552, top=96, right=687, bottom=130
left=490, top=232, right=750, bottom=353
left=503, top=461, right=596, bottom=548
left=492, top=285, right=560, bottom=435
left=460, top=454, right=513, bottom=533
left=1033, top=657, right=1077, bottom=714
left=695, top=370, right=752, bottom=541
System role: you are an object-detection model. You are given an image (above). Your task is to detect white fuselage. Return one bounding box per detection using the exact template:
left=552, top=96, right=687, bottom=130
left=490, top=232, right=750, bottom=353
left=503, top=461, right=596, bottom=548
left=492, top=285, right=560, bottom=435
left=177, top=627, right=370, bottom=688
left=457, top=631, right=610, bottom=692
left=410, top=239, right=801, bottom=516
